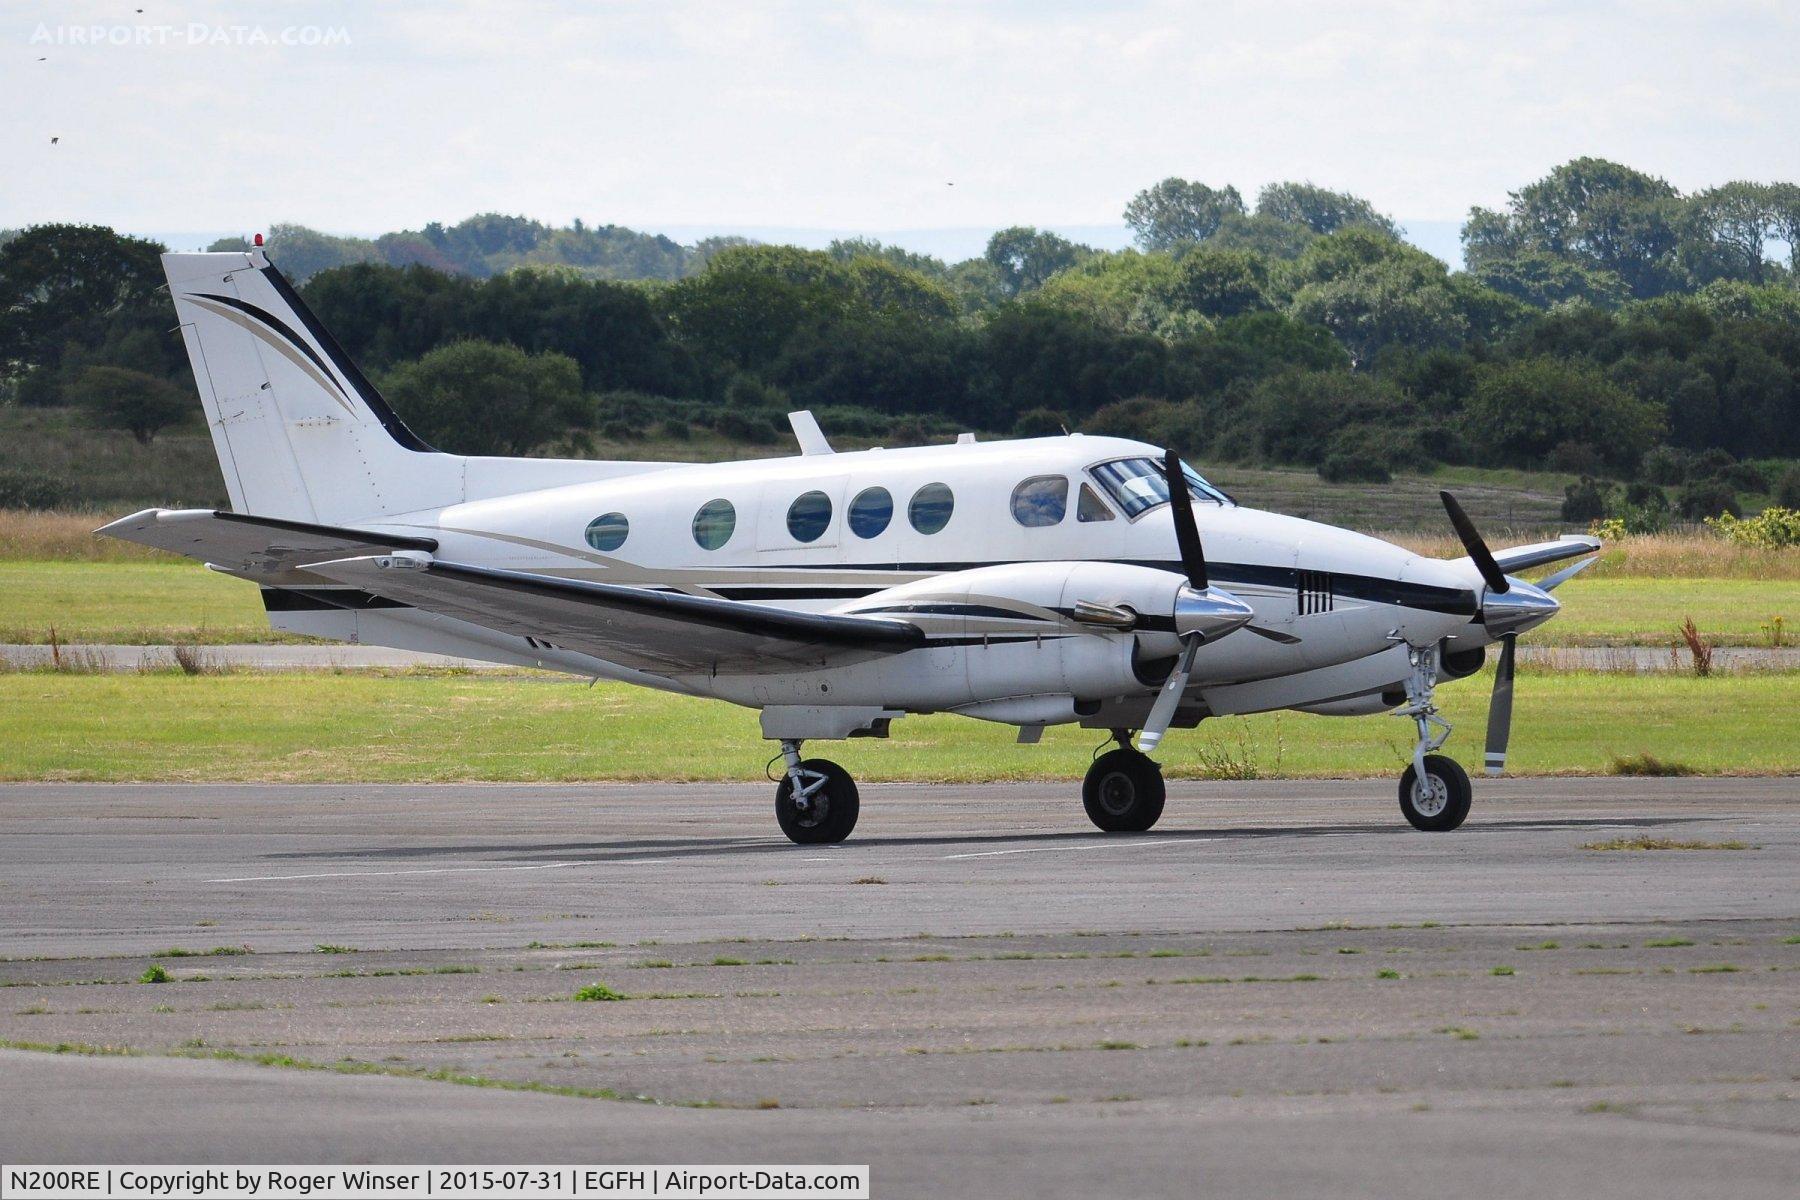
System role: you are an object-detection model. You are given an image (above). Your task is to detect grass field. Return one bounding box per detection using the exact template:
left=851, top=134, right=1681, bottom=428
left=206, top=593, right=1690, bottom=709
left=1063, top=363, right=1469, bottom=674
left=2, top=559, right=1789, bottom=648
left=0, top=562, right=293, bottom=645
left=1, top=668, right=1793, bottom=782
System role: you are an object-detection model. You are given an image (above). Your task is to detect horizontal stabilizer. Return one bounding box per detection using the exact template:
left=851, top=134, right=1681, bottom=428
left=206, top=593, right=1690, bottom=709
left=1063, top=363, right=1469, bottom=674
left=297, top=555, right=924, bottom=674
left=1477, top=535, right=1602, bottom=577
left=96, top=509, right=437, bottom=577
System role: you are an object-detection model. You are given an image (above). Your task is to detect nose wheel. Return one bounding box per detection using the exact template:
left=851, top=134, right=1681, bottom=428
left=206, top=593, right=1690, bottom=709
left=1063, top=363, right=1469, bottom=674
left=1082, top=744, right=1166, bottom=832
left=1392, top=643, right=1472, bottom=831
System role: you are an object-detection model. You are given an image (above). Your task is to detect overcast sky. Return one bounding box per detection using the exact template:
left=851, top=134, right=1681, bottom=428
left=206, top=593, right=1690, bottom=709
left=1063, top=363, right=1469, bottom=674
left=6, top=0, right=1797, bottom=254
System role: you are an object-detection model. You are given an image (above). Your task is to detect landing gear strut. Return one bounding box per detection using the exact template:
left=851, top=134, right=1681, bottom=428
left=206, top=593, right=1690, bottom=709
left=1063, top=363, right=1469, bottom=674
left=774, top=740, right=859, bottom=844
left=1393, top=644, right=1471, bottom=831
left=1082, top=731, right=1166, bottom=833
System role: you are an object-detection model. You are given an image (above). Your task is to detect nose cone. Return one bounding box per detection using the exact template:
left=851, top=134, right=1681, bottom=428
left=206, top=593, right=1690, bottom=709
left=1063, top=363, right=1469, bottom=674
left=1483, top=577, right=1559, bottom=636
left=1175, top=585, right=1256, bottom=642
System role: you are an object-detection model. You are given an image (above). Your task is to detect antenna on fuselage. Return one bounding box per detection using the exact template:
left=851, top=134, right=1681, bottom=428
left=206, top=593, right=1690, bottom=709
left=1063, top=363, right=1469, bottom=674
left=788, top=411, right=834, bottom=456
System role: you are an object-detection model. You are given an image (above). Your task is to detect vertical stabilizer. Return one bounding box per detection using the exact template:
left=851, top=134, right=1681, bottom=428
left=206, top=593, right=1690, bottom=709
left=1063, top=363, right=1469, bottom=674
left=162, top=250, right=460, bottom=523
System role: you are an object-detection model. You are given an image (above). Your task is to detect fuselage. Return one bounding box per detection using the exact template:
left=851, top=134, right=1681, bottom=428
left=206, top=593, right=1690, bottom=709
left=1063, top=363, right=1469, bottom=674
left=346, top=434, right=1487, bottom=713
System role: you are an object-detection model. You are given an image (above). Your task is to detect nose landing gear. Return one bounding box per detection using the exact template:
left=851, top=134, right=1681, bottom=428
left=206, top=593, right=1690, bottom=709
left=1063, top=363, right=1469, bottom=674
left=1082, top=731, right=1167, bottom=833
left=1393, top=643, right=1471, bottom=831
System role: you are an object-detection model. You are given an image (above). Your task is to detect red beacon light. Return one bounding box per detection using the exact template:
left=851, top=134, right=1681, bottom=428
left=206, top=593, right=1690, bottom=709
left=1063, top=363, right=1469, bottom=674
left=253, top=233, right=264, bottom=247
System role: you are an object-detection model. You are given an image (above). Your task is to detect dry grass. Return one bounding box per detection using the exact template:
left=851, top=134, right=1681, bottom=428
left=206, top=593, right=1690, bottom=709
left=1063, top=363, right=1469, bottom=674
left=1608, top=753, right=1695, bottom=777
left=1580, top=837, right=1756, bottom=852
left=0, top=509, right=170, bottom=562
left=1383, top=529, right=1800, bottom=581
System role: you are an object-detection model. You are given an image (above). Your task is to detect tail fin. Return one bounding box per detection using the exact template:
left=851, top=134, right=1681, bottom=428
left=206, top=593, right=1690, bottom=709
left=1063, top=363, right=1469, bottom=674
left=164, top=250, right=459, bottom=523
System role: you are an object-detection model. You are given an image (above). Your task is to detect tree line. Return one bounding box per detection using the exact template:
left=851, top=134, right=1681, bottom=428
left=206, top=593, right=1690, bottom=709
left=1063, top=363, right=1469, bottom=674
left=2, top=157, right=1798, bottom=520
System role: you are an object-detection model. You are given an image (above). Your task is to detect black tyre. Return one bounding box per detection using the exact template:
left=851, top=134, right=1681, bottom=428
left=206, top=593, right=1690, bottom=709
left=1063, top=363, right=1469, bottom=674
left=775, top=758, right=860, bottom=844
left=1082, top=748, right=1167, bottom=833
left=1398, top=753, right=1472, bottom=831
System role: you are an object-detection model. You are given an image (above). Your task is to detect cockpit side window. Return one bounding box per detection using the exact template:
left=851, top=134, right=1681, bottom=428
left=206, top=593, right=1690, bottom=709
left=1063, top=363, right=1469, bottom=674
left=1088, top=456, right=1230, bottom=518
left=1076, top=483, right=1115, bottom=522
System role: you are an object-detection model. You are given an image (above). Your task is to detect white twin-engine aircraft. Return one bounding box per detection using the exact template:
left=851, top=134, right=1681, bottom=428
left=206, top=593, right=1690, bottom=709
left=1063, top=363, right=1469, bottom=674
left=103, top=248, right=1601, bottom=843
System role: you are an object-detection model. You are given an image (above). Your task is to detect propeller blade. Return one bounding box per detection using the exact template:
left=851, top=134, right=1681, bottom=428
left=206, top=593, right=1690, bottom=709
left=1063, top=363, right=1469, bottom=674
left=1483, top=632, right=1516, bottom=776
left=1137, top=634, right=1200, bottom=753
left=1536, top=555, right=1598, bottom=593
left=1163, top=449, right=1208, bottom=590
left=1440, top=491, right=1509, bottom=594
left=1244, top=624, right=1302, bottom=645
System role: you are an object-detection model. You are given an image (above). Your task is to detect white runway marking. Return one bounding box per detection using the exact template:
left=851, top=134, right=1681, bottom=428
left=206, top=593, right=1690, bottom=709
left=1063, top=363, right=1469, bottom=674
left=940, top=838, right=1189, bottom=860
left=208, top=862, right=579, bottom=883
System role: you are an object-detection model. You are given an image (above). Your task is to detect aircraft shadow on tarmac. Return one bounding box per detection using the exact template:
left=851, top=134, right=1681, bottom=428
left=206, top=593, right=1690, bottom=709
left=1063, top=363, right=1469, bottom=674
left=258, top=815, right=1722, bottom=866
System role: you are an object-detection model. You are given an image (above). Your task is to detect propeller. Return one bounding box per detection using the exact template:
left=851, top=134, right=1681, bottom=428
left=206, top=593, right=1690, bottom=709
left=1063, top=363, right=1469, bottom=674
left=1481, top=554, right=1598, bottom=775
left=1165, top=449, right=1207, bottom=590
left=1137, top=452, right=1252, bottom=751
left=1439, top=491, right=1508, bottom=594
left=1483, top=633, right=1516, bottom=776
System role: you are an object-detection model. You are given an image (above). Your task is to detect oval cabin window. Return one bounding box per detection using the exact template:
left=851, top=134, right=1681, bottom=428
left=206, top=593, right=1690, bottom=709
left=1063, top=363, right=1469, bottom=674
left=908, top=483, right=954, bottom=534
left=692, top=499, right=736, bottom=550
left=584, top=512, right=629, bottom=552
left=786, top=490, right=833, bottom=543
left=848, top=486, right=892, bottom=539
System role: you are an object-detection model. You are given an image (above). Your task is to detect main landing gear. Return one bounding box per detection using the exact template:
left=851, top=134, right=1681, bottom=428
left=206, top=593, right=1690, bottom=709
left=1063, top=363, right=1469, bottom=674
left=774, top=740, right=860, bottom=844
left=1393, top=643, right=1472, bottom=831
left=1081, top=731, right=1167, bottom=833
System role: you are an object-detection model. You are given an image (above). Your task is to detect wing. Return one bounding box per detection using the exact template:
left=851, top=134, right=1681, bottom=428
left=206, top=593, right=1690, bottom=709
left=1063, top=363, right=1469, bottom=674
left=1480, top=535, right=1602, bottom=577
left=299, top=555, right=925, bottom=673
left=96, top=508, right=437, bottom=579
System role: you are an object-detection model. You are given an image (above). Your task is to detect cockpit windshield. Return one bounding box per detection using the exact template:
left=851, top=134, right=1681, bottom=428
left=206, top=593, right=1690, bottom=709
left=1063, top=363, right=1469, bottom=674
left=1087, top=456, right=1232, bottom=517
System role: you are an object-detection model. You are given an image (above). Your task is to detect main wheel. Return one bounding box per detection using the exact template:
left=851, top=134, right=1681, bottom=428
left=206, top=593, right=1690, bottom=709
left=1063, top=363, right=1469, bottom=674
left=1398, top=754, right=1472, bottom=831
left=1083, top=747, right=1167, bottom=833
left=775, top=758, right=860, bottom=844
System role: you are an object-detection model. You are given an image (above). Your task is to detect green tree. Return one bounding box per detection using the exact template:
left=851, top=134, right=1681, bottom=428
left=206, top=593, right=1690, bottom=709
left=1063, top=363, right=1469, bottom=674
left=984, top=227, right=1089, bottom=297
left=1461, top=158, right=1683, bottom=297
left=1206, top=212, right=1317, bottom=260
left=1468, top=251, right=1630, bottom=309
left=1161, top=248, right=1271, bottom=321
left=1123, top=179, right=1246, bottom=251
left=1290, top=258, right=1467, bottom=366
left=0, top=224, right=170, bottom=380
left=1681, top=182, right=1779, bottom=284
left=67, top=365, right=191, bottom=444
left=1255, top=182, right=1401, bottom=238
left=379, top=340, right=588, bottom=455
left=1462, top=357, right=1663, bottom=470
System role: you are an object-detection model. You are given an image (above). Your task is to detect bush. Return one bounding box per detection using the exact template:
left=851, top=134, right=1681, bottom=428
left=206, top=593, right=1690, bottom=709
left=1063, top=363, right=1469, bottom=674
left=67, top=365, right=191, bottom=444
left=0, top=468, right=70, bottom=509
left=1462, top=358, right=1662, bottom=472
left=1723, top=461, right=1767, bottom=493
left=712, top=409, right=781, bottom=444
left=379, top=340, right=588, bottom=455
left=1561, top=477, right=1610, bottom=522
left=1677, top=478, right=1740, bottom=520
left=1640, top=446, right=1689, bottom=486
left=1548, top=440, right=1603, bottom=475
left=1013, top=407, right=1070, bottom=438
left=1776, top=466, right=1800, bottom=508
left=1706, top=506, right=1800, bottom=548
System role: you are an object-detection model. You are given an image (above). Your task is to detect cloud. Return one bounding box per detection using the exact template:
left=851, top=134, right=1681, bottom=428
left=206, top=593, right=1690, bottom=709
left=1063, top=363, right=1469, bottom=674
left=4, top=0, right=1796, bottom=238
